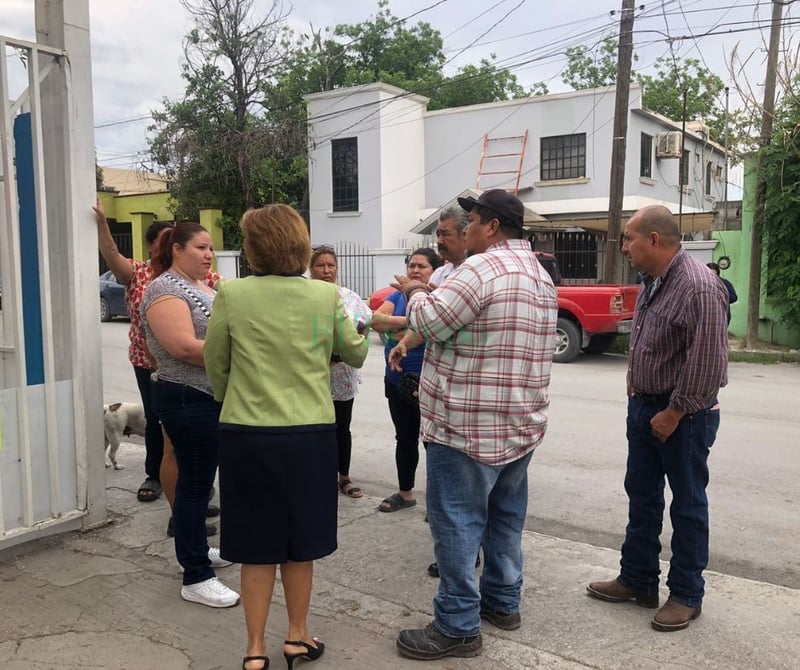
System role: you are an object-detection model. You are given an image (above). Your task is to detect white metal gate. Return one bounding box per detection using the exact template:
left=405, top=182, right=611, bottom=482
left=1, top=7, right=106, bottom=550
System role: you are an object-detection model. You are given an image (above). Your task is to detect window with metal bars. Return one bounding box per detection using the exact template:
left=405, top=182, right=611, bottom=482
left=540, top=133, right=586, bottom=181
left=680, top=149, right=690, bottom=186
left=331, top=137, right=359, bottom=212
left=640, top=133, right=653, bottom=178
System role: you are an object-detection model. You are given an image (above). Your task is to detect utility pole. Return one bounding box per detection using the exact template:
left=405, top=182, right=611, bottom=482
left=604, top=0, right=636, bottom=284
left=723, top=86, right=730, bottom=230
left=746, top=0, right=783, bottom=348
left=678, top=89, right=688, bottom=231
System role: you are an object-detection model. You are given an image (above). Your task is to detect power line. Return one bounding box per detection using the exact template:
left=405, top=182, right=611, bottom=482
left=308, top=17, right=619, bottom=132
left=440, top=0, right=527, bottom=69
left=94, top=115, right=151, bottom=129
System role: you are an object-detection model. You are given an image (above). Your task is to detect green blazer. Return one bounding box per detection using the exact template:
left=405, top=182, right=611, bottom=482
left=204, top=275, right=369, bottom=428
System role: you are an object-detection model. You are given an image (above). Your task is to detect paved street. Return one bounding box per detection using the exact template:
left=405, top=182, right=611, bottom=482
left=100, top=320, right=800, bottom=589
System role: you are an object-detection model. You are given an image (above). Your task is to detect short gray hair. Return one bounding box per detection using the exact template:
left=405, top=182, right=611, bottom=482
left=439, top=206, right=469, bottom=232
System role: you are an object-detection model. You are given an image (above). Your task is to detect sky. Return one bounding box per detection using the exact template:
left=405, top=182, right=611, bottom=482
left=2, top=0, right=798, bottom=172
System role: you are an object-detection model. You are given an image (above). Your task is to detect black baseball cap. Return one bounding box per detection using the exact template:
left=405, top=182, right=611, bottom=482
left=457, top=189, right=524, bottom=230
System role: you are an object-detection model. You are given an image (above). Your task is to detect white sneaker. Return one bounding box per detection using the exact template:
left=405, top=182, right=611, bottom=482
left=181, top=577, right=240, bottom=608
left=177, top=548, right=234, bottom=572
left=209, top=547, right=233, bottom=568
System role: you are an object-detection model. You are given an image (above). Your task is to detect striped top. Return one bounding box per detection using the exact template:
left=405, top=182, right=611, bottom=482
left=628, top=248, right=729, bottom=414
left=407, top=239, right=558, bottom=465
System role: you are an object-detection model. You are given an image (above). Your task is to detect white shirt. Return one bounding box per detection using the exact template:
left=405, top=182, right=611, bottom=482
left=429, top=262, right=455, bottom=288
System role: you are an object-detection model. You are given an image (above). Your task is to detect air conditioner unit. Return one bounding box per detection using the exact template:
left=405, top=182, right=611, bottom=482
left=656, top=131, right=682, bottom=159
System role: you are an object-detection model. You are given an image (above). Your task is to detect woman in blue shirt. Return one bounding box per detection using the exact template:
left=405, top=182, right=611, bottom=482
left=372, top=248, right=442, bottom=512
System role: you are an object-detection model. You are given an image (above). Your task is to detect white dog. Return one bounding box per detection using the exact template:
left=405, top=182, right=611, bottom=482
left=103, top=402, right=146, bottom=470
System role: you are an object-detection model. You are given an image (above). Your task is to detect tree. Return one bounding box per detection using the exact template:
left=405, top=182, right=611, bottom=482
left=149, top=0, right=536, bottom=243
left=561, top=35, right=626, bottom=90
left=761, top=76, right=800, bottom=331
left=148, top=0, right=299, bottom=243
left=279, top=1, right=530, bottom=109
left=429, top=57, right=533, bottom=110
left=637, top=57, right=728, bottom=142
left=555, top=36, right=737, bottom=146
left=334, top=0, right=446, bottom=93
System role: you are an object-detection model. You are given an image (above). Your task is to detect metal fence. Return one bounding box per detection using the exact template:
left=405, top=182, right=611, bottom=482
left=331, top=241, right=375, bottom=298
left=532, top=230, right=636, bottom=284
left=229, top=233, right=633, bottom=289
left=98, top=223, right=132, bottom=275
left=235, top=241, right=376, bottom=297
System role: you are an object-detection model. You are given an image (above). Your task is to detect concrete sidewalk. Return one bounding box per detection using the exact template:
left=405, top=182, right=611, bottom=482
left=1, top=448, right=797, bottom=670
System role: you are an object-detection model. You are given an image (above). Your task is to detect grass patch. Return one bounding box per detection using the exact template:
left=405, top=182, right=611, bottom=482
left=603, top=335, right=799, bottom=364
left=728, top=350, right=800, bottom=364
left=609, top=335, right=630, bottom=355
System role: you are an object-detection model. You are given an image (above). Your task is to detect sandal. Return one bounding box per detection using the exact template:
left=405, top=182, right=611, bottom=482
left=137, top=477, right=162, bottom=502
left=378, top=492, right=417, bottom=513
left=283, top=639, right=324, bottom=670
left=338, top=479, right=363, bottom=498
left=242, top=655, right=269, bottom=670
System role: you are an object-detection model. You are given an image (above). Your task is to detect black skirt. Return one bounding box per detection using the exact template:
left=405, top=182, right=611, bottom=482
left=218, top=425, right=338, bottom=564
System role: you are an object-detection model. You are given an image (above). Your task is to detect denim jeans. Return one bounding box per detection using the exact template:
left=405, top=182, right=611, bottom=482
left=426, top=442, right=533, bottom=637
left=619, top=396, right=720, bottom=608
left=153, top=380, right=220, bottom=586
left=133, top=365, right=164, bottom=481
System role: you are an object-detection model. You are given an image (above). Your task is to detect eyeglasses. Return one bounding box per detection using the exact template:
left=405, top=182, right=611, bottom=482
left=312, top=244, right=334, bottom=251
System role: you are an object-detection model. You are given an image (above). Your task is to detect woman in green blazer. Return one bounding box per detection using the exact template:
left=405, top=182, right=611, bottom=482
left=204, top=204, right=369, bottom=670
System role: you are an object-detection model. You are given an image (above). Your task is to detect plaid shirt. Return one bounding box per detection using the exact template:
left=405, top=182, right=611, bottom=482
left=628, top=248, right=728, bottom=413
left=407, top=239, right=557, bottom=465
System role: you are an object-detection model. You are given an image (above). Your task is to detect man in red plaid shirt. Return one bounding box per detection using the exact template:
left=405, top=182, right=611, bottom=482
left=391, top=190, right=557, bottom=661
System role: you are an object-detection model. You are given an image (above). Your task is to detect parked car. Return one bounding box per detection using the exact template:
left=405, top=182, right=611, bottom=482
left=368, top=251, right=635, bottom=363
left=99, top=270, right=128, bottom=322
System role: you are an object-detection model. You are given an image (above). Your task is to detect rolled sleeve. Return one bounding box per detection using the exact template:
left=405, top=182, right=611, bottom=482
left=407, top=266, right=482, bottom=342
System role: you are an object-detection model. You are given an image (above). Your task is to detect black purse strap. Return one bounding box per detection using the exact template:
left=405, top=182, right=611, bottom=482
left=164, top=273, right=212, bottom=319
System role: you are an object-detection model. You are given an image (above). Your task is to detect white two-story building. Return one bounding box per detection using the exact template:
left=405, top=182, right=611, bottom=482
left=305, top=82, right=726, bottom=287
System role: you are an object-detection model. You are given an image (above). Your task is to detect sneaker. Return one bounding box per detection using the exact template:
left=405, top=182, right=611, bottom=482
left=208, top=547, right=233, bottom=568
left=178, top=548, right=234, bottom=572
left=180, top=577, right=239, bottom=608
left=397, top=623, right=482, bottom=660
left=480, top=603, right=522, bottom=631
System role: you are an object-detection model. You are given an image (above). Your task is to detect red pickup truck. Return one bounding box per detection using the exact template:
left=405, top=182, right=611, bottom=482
left=369, top=252, right=637, bottom=363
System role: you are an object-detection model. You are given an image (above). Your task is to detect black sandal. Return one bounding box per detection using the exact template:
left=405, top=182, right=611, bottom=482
left=338, top=479, right=363, bottom=498
left=136, top=477, right=162, bottom=502
left=378, top=492, right=416, bottom=512
left=242, top=655, right=269, bottom=670
left=283, top=639, right=324, bottom=670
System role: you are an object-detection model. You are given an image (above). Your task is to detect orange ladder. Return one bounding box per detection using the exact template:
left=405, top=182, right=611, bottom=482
left=475, top=130, right=528, bottom=194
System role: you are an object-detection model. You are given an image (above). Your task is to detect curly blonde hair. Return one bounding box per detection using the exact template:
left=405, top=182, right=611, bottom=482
left=240, top=205, right=310, bottom=275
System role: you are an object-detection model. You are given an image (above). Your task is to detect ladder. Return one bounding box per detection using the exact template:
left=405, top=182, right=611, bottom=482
left=475, top=130, right=528, bottom=194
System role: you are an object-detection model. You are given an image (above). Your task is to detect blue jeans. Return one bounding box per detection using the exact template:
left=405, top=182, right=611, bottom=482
left=426, top=443, right=533, bottom=637
left=153, top=380, right=220, bottom=586
left=619, top=396, right=720, bottom=608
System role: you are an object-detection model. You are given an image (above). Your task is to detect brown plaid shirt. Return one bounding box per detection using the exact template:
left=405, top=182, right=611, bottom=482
left=628, top=248, right=728, bottom=414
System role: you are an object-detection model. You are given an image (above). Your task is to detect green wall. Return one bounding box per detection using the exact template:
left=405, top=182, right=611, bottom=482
left=711, top=160, right=800, bottom=347
left=97, top=191, right=224, bottom=264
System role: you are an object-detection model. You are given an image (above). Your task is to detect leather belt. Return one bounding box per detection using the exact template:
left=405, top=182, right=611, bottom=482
left=632, top=391, right=672, bottom=405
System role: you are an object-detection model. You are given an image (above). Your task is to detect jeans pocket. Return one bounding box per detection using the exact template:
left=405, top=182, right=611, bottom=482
left=704, top=407, right=720, bottom=449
